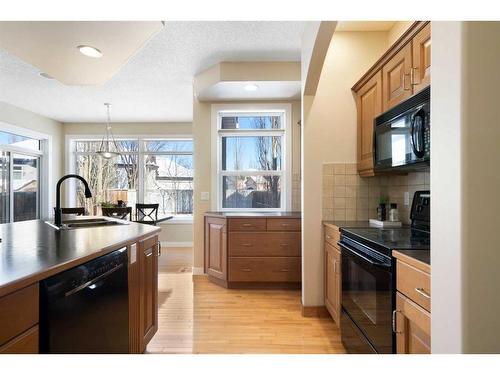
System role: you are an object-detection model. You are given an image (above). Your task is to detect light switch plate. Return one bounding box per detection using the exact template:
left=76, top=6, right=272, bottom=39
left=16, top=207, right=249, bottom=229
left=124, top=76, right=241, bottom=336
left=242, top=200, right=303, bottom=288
left=404, top=191, right=410, bottom=206
left=201, top=192, right=210, bottom=201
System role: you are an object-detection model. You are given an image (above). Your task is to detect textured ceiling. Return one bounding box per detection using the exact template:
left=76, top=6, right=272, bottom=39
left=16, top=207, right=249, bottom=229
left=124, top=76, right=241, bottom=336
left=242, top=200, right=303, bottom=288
left=0, top=21, right=307, bottom=123
left=335, top=21, right=396, bottom=32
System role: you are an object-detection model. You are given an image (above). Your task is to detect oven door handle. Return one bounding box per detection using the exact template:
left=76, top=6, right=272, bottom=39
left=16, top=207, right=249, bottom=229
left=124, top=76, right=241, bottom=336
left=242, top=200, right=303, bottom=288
left=340, top=241, right=391, bottom=268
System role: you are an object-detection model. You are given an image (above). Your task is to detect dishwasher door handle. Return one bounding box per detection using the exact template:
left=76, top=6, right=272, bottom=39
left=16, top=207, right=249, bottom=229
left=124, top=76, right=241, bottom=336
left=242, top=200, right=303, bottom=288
left=64, top=263, right=124, bottom=297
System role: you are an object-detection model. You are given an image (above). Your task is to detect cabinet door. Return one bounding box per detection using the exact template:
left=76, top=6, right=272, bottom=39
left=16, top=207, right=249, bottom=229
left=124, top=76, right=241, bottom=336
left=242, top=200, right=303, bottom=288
left=356, top=70, right=382, bottom=176
left=411, top=23, right=431, bottom=93
left=395, top=292, right=431, bottom=354
left=382, top=43, right=413, bottom=111
left=205, top=217, right=227, bottom=281
left=139, top=235, right=159, bottom=352
left=324, top=242, right=341, bottom=326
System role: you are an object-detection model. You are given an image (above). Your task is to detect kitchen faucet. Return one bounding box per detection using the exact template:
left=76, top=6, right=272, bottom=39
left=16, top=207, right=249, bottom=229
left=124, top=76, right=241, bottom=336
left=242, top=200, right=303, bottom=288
left=54, top=174, right=92, bottom=227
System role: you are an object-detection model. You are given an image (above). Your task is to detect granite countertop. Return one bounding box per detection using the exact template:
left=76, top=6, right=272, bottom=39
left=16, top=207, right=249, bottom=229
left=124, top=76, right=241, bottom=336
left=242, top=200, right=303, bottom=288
left=205, top=211, right=301, bottom=218
left=393, top=249, right=430, bottom=267
left=0, top=219, right=160, bottom=297
left=323, top=220, right=372, bottom=229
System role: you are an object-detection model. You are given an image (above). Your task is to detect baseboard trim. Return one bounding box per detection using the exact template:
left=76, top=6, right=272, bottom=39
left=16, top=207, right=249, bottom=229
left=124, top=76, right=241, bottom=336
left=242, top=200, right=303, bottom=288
left=192, top=266, right=205, bottom=275
left=160, top=241, right=193, bottom=248
left=301, top=304, right=331, bottom=318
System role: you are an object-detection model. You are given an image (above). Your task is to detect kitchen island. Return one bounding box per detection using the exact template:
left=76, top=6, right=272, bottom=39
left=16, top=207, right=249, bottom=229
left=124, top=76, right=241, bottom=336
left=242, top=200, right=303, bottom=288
left=0, top=218, right=161, bottom=354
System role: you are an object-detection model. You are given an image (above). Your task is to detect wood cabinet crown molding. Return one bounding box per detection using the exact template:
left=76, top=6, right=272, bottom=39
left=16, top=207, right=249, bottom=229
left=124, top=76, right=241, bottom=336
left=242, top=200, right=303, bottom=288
left=351, top=21, right=429, bottom=92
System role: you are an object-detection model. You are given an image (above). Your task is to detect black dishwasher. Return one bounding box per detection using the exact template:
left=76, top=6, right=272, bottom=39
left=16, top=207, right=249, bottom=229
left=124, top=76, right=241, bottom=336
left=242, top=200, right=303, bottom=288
left=40, top=248, right=129, bottom=353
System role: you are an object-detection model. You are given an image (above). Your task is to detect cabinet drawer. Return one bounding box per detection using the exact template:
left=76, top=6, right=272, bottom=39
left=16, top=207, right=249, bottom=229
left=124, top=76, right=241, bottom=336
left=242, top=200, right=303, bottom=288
left=266, top=218, right=301, bottom=231
left=324, top=225, right=341, bottom=248
left=228, top=218, right=266, bottom=232
left=229, top=257, right=301, bottom=282
left=397, top=260, right=431, bottom=312
left=396, top=292, right=431, bottom=354
left=0, top=325, right=39, bottom=354
left=0, top=284, right=39, bottom=346
left=229, top=232, right=301, bottom=257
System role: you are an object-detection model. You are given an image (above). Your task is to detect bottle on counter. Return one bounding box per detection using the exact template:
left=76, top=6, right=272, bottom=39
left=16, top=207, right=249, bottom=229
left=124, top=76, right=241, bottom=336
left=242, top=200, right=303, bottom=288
left=389, top=203, right=399, bottom=222
left=377, top=203, right=386, bottom=221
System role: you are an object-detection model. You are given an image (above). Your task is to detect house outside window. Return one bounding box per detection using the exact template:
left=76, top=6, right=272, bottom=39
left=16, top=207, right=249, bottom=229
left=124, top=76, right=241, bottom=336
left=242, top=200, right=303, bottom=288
left=212, top=104, right=292, bottom=211
left=71, top=137, right=193, bottom=219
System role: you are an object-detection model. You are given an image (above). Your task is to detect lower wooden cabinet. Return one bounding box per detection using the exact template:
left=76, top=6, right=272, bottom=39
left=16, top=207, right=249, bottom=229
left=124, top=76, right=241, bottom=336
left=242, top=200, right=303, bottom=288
left=138, top=235, right=159, bottom=352
left=395, top=292, right=431, bottom=354
left=324, top=225, right=341, bottom=327
left=0, top=325, right=39, bottom=354
left=204, top=213, right=301, bottom=288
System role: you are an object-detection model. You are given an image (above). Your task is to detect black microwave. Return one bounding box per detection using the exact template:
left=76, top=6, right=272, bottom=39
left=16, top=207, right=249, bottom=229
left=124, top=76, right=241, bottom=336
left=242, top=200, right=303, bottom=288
left=373, top=86, right=430, bottom=172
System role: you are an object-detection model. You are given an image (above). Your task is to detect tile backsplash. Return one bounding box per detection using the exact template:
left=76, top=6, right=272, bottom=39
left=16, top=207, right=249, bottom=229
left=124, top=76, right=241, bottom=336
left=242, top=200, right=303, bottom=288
left=322, top=163, right=430, bottom=224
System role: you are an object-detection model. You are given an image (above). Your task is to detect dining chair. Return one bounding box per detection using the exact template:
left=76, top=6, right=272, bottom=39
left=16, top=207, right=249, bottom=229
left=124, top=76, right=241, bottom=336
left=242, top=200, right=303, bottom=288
left=59, top=207, right=87, bottom=216
left=135, top=203, right=159, bottom=225
left=101, top=206, right=132, bottom=220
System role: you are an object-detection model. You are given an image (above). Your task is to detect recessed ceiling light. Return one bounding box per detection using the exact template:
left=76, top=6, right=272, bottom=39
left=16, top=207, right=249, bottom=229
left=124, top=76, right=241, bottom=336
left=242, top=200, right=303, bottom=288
left=39, top=72, right=54, bottom=79
left=244, top=83, right=259, bottom=92
left=77, top=45, right=103, bottom=58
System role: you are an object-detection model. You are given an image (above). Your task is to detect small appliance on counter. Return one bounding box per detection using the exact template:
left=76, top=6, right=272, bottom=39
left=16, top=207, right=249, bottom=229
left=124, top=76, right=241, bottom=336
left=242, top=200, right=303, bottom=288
left=338, top=190, right=430, bottom=354
left=374, top=86, right=430, bottom=172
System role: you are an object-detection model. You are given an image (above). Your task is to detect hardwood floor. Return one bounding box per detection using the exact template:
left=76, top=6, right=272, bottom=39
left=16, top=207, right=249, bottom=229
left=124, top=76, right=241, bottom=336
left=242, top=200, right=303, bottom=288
left=147, top=247, right=345, bottom=354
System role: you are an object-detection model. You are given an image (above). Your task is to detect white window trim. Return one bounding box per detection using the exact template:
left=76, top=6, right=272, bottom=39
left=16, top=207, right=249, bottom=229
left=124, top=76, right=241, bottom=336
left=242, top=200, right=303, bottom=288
left=0, top=121, right=52, bottom=221
left=65, top=134, right=193, bottom=221
left=210, top=103, right=292, bottom=212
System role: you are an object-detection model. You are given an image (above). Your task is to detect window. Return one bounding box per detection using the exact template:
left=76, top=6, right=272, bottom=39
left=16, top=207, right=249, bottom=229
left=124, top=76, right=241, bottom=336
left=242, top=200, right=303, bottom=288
left=71, top=138, right=193, bottom=219
left=213, top=104, right=291, bottom=211
left=0, top=131, right=42, bottom=223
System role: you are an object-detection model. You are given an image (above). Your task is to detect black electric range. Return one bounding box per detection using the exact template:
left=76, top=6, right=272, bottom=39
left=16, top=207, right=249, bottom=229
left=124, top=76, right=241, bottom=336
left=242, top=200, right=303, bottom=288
left=338, top=191, right=430, bottom=354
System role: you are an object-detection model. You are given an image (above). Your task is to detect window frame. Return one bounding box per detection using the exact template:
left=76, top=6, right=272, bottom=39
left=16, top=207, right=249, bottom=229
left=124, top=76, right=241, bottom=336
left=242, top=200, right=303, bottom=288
left=211, top=103, right=292, bottom=212
left=0, top=122, right=51, bottom=222
left=66, top=134, right=193, bottom=221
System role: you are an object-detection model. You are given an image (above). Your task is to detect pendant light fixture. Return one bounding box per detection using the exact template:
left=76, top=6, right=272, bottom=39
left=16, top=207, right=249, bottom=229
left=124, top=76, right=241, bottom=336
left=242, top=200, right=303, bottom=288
left=96, top=103, right=120, bottom=159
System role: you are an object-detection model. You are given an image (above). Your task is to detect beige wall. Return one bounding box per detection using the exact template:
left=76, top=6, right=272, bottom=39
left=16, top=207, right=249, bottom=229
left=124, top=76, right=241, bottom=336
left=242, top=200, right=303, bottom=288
left=192, top=99, right=302, bottom=272
left=461, top=21, right=500, bottom=353
left=0, top=101, right=63, bottom=219
left=63, top=121, right=193, bottom=245
left=387, top=21, right=414, bottom=46
left=301, top=31, right=388, bottom=306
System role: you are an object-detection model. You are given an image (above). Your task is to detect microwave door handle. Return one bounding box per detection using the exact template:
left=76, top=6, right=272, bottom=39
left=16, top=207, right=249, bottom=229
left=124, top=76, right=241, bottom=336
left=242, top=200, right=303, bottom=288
left=411, top=110, right=426, bottom=158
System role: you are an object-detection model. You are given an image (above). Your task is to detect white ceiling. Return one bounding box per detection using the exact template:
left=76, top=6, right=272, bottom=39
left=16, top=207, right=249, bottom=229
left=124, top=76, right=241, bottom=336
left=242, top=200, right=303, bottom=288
left=0, top=21, right=307, bottom=123
left=0, top=22, right=164, bottom=85
left=335, top=21, right=396, bottom=32
left=197, top=81, right=301, bottom=101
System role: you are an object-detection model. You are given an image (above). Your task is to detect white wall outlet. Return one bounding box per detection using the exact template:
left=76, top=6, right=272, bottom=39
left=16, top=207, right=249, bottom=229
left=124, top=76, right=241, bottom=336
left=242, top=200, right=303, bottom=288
left=404, top=191, right=410, bottom=206
left=200, top=192, right=210, bottom=201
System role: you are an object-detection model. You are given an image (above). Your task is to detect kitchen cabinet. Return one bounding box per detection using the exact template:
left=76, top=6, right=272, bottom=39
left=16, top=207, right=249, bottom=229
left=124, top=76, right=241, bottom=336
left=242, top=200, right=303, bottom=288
left=356, top=71, right=382, bottom=176
left=352, top=21, right=431, bottom=176
left=205, top=216, right=228, bottom=282
left=411, top=23, right=431, bottom=93
left=393, top=250, right=431, bottom=354
left=138, top=235, right=159, bottom=352
left=324, top=224, right=341, bottom=326
left=204, top=213, right=301, bottom=288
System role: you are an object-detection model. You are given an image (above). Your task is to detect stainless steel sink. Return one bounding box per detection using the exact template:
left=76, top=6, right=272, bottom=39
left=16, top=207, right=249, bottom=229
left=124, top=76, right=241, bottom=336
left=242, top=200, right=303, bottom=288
left=45, top=217, right=130, bottom=230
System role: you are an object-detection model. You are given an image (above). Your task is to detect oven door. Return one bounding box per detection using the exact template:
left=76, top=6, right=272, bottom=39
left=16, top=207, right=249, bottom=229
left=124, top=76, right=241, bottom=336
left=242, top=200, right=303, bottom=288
left=374, top=103, right=430, bottom=171
left=340, top=241, right=393, bottom=354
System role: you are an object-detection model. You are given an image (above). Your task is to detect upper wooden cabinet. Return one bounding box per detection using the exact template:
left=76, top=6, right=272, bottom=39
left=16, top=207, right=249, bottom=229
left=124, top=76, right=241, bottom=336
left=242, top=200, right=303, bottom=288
left=353, top=21, right=431, bottom=176
left=412, top=23, right=431, bottom=93
left=382, top=43, right=413, bottom=111
left=356, top=70, right=382, bottom=176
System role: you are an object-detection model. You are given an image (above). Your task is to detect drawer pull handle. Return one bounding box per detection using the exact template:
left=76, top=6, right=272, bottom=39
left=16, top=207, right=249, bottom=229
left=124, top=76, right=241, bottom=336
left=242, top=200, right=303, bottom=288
left=414, top=287, right=431, bottom=299
left=281, top=223, right=290, bottom=226
left=242, top=223, right=253, bottom=227
left=280, top=269, right=290, bottom=272
left=279, top=243, right=289, bottom=247
left=326, top=235, right=332, bottom=239
left=241, top=268, right=252, bottom=272
left=241, top=243, right=253, bottom=247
